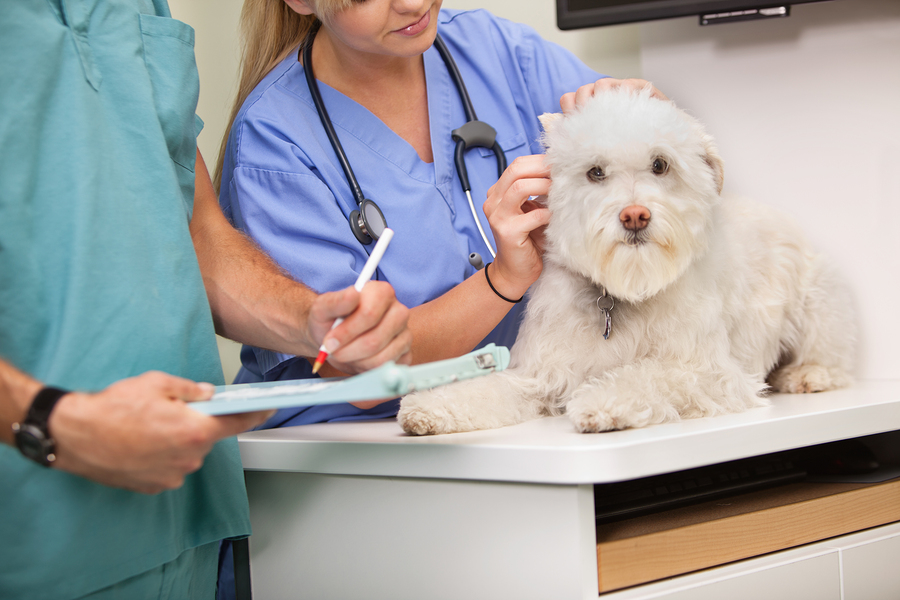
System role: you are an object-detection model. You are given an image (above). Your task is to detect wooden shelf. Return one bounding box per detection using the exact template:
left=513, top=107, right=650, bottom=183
left=596, top=477, right=900, bottom=593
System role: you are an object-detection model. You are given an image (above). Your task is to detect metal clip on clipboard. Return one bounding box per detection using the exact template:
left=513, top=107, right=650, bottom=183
left=190, top=344, right=511, bottom=416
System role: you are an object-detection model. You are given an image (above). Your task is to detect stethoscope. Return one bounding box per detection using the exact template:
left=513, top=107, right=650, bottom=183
left=301, top=23, right=507, bottom=268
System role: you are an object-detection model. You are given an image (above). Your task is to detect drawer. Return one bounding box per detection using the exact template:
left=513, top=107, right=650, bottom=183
left=597, top=478, right=900, bottom=592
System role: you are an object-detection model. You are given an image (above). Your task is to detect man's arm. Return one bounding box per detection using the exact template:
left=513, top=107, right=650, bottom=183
left=1, top=358, right=271, bottom=493
left=190, top=151, right=411, bottom=374
left=0, top=359, right=41, bottom=447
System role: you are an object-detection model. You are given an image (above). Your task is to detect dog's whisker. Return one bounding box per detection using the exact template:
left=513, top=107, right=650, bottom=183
left=623, top=231, right=648, bottom=246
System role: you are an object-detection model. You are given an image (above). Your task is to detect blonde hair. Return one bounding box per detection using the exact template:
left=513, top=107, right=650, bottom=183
left=214, top=0, right=354, bottom=193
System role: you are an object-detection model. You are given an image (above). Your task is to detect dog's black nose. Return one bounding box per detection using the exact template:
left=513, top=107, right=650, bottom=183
left=620, top=205, right=651, bottom=231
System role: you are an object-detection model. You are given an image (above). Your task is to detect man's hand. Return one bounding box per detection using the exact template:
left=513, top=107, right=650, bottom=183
left=49, top=371, right=273, bottom=494
left=310, top=281, right=412, bottom=375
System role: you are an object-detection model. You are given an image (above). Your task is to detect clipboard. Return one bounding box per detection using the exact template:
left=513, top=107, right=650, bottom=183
left=190, top=344, right=510, bottom=416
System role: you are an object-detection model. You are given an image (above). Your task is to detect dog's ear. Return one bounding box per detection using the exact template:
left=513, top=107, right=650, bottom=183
left=539, top=112, right=563, bottom=151
left=702, top=135, right=725, bottom=195
left=539, top=112, right=562, bottom=135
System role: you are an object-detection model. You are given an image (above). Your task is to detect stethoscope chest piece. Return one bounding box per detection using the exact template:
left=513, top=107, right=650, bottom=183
left=350, top=199, right=388, bottom=245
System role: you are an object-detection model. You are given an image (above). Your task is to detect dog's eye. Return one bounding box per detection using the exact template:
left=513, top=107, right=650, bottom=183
left=587, top=166, right=606, bottom=182
left=651, top=157, right=669, bottom=175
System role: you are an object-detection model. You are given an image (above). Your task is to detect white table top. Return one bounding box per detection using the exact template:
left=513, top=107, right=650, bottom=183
left=238, top=380, right=900, bottom=485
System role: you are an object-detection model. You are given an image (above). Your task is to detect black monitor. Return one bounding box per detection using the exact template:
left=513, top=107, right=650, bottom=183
left=557, top=0, right=834, bottom=29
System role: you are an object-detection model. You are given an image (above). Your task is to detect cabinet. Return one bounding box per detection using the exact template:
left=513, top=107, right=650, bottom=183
left=237, top=380, right=900, bottom=599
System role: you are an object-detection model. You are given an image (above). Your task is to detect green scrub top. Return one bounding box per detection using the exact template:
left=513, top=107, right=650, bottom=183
left=0, top=1, right=250, bottom=598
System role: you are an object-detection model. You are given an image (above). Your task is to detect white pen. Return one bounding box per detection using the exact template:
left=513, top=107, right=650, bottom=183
left=311, top=228, right=394, bottom=374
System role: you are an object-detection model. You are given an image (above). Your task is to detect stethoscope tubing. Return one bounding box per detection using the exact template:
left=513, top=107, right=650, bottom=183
left=301, top=25, right=366, bottom=208
left=302, top=22, right=504, bottom=259
left=432, top=33, right=477, bottom=122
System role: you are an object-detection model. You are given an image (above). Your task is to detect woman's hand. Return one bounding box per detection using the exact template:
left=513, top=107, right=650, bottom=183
left=482, top=154, right=552, bottom=301
left=560, top=78, right=669, bottom=114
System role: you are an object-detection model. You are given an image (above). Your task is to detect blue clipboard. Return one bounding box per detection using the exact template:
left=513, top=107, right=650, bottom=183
left=190, top=344, right=510, bottom=416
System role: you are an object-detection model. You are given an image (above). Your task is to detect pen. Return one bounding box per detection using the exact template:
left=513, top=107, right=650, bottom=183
left=311, top=228, right=395, bottom=374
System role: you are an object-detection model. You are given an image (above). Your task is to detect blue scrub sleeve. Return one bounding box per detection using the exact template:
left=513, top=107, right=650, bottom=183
left=229, top=166, right=362, bottom=291
left=512, top=24, right=607, bottom=119
left=442, top=10, right=605, bottom=142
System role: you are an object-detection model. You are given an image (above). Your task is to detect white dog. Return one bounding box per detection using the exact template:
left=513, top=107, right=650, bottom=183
left=399, top=87, right=854, bottom=435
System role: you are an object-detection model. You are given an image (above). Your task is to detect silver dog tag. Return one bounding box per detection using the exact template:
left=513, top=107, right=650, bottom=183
left=596, top=288, right=615, bottom=340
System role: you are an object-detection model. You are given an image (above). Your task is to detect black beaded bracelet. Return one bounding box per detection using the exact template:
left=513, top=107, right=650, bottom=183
left=484, top=262, right=524, bottom=304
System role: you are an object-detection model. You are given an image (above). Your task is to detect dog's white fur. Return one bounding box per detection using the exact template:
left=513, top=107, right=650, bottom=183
left=399, top=87, right=854, bottom=435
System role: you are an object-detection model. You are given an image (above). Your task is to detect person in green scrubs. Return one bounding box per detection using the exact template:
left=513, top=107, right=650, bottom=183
left=0, top=1, right=411, bottom=599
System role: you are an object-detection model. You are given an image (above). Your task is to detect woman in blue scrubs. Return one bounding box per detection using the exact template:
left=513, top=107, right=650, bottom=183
left=214, top=0, right=639, bottom=424
left=214, top=1, right=663, bottom=597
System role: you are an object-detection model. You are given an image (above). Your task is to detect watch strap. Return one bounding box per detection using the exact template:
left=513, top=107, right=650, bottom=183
left=13, top=386, right=69, bottom=466
left=25, top=386, right=69, bottom=427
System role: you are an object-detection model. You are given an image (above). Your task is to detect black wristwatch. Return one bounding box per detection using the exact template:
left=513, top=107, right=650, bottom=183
left=12, top=386, right=69, bottom=467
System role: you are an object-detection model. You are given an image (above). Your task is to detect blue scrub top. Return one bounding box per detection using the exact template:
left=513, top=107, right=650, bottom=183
left=220, top=9, right=602, bottom=427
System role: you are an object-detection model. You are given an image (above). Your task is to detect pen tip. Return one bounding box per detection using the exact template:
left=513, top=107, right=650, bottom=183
left=312, top=350, right=328, bottom=374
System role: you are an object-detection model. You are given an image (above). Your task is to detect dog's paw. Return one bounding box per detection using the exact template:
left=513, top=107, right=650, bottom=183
left=397, top=405, right=450, bottom=436
left=565, top=396, right=622, bottom=433
left=398, top=386, right=483, bottom=436
left=397, top=393, right=458, bottom=436
left=767, top=365, right=852, bottom=393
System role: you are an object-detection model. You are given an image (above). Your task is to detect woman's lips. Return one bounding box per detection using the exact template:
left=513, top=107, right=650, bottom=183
left=393, top=11, right=430, bottom=36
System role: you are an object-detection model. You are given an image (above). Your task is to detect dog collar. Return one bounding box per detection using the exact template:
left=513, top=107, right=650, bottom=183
left=596, top=287, right=615, bottom=340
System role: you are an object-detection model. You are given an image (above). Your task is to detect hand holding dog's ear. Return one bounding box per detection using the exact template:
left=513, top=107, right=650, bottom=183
left=482, top=155, right=552, bottom=300
left=560, top=78, right=669, bottom=114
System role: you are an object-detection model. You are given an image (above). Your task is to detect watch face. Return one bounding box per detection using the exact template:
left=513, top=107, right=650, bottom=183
left=14, top=424, right=54, bottom=465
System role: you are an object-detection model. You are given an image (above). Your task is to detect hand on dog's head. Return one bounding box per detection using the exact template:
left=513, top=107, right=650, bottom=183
left=539, top=87, right=725, bottom=303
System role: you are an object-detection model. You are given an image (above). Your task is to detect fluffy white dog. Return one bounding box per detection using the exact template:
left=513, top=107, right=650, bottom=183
left=399, top=87, right=854, bottom=435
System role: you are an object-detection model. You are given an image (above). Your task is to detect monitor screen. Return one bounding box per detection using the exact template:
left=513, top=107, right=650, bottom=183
left=557, top=0, right=833, bottom=29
